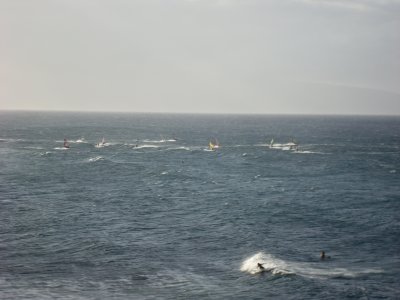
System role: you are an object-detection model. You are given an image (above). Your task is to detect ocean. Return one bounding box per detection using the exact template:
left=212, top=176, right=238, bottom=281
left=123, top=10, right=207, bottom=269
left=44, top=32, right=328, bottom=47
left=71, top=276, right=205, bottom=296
left=0, top=111, right=399, bottom=299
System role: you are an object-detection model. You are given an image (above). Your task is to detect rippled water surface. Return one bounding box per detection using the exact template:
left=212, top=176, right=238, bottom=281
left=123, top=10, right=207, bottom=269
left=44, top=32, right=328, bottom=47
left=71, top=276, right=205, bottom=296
left=0, top=112, right=399, bottom=299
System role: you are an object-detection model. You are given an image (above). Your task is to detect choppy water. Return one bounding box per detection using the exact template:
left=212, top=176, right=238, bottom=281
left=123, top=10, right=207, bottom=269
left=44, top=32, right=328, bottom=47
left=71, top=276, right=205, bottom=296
left=1, top=111, right=399, bottom=299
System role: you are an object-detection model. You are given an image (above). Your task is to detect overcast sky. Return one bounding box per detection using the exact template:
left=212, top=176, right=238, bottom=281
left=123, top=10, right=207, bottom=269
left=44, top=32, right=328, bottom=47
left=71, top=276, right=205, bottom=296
left=1, top=0, right=399, bottom=114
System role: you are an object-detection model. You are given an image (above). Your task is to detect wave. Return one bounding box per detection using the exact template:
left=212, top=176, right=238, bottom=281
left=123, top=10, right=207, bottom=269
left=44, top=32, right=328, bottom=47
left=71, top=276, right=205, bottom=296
left=23, top=146, right=44, bottom=150
left=131, top=144, right=196, bottom=151
left=0, top=138, right=26, bottom=143
left=125, top=143, right=140, bottom=147
left=293, top=150, right=324, bottom=154
left=75, top=138, right=88, bottom=143
left=87, top=156, right=104, bottom=162
left=240, top=252, right=292, bottom=275
left=135, top=144, right=160, bottom=149
left=142, top=139, right=176, bottom=143
left=167, top=146, right=191, bottom=151
left=55, top=139, right=89, bottom=144
left=241, top=252, right=383, bottom=279
left=53, top=147, right=69, bottom=150
left=150, top=269, right=220, bottom=291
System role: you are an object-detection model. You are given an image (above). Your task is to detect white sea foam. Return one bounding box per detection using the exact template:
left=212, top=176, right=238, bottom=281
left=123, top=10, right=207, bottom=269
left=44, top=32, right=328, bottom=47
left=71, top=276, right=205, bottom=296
left=24, top=146, right=44, bottom=150
left=241, top=252, right=383, bottom=279
left=240, top=252, right=292, bottom=275
left=0, top=138, right=25, bottom=142
left=136, top=144, right=160, bottom=149
left=143, top=139, right=176, bottom=143
left=54, top=147, right=69, bottom=150
left=167, top=146, right=191, bottom=151
left=293, top=150, right=323, bottom=154
left=88, top=156, right=104, bottom=162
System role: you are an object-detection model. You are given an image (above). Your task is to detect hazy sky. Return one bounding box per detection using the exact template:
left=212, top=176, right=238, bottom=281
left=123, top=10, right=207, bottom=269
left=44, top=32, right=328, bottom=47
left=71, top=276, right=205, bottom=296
left=1, top=0, right=399, bottom=114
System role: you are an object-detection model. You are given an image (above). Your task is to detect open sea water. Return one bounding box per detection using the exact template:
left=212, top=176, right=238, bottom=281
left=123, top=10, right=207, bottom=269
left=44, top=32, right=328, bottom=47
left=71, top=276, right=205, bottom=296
left=0, top=111, right=399, bottom=299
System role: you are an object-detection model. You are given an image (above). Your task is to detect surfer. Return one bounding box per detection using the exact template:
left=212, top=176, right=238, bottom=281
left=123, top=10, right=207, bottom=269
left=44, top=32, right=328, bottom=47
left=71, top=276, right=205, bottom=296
left=320, top=251, right=330, bottom=260
left=257, top=263, right=265, bottom=270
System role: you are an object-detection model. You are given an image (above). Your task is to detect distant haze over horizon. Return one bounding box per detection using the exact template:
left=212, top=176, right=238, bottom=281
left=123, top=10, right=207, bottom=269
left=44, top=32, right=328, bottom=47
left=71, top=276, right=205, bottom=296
left=2, top=109, right=400, bottom=117
left=1, top=0, right=399, bottom=115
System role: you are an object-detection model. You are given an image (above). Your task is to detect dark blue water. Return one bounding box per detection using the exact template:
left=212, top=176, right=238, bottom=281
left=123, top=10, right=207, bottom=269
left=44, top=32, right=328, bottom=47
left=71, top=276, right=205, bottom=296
left=1, top=111, right=399, bottom=299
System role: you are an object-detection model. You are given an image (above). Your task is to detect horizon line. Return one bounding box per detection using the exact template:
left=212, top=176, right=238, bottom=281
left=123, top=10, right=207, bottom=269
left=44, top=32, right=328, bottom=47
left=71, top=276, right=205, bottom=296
left=0, top=108, right=399, bottom=117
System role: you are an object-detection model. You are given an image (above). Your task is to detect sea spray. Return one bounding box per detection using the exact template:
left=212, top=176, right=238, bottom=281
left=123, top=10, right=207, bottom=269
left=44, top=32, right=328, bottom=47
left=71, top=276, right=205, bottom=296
left=240, top=252, right=292, bottom=275
left=241, top=252, right=384, bottom=279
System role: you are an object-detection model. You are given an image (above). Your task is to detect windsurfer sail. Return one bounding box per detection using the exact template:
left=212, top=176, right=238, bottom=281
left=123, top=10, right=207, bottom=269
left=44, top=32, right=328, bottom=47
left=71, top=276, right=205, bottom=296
left=209, top=138, right=220, bottom=151
left=96, top=137, right=106, bottom=148
left=269, top=137, right=298, bottom=151
left=63, top=138, right=70, bottom=148
left=270, top=138, right=274, bottom=148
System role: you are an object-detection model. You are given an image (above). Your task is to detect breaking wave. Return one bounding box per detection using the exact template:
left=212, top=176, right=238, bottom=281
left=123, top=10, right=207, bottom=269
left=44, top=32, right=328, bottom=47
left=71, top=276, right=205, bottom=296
left=241, top=252, right=383, bottom=279
left=240, top=252, right=292, bottom=275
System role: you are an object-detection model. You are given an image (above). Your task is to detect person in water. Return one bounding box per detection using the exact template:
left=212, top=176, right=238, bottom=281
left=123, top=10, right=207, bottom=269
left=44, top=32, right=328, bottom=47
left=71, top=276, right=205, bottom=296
left=320, top=251, right=330, bottom=260
left=257, top=263, right=265, bottom=270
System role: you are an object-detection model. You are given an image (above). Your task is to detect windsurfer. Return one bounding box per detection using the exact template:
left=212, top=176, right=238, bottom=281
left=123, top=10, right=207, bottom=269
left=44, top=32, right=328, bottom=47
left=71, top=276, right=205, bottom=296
left=63, top=138, right=70, bottom=148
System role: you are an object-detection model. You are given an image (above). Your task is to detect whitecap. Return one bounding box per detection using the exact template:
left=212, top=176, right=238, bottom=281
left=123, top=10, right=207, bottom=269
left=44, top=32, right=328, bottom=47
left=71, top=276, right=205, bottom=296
left=167, top=146, right=190, bottom=151
left=136, top=144, right=160, bottom=149
left=293, top=150, right=323, bottom=154
left=88, top=156, right=104, bottom=162
left=143, top=139, right=175, bottom=143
